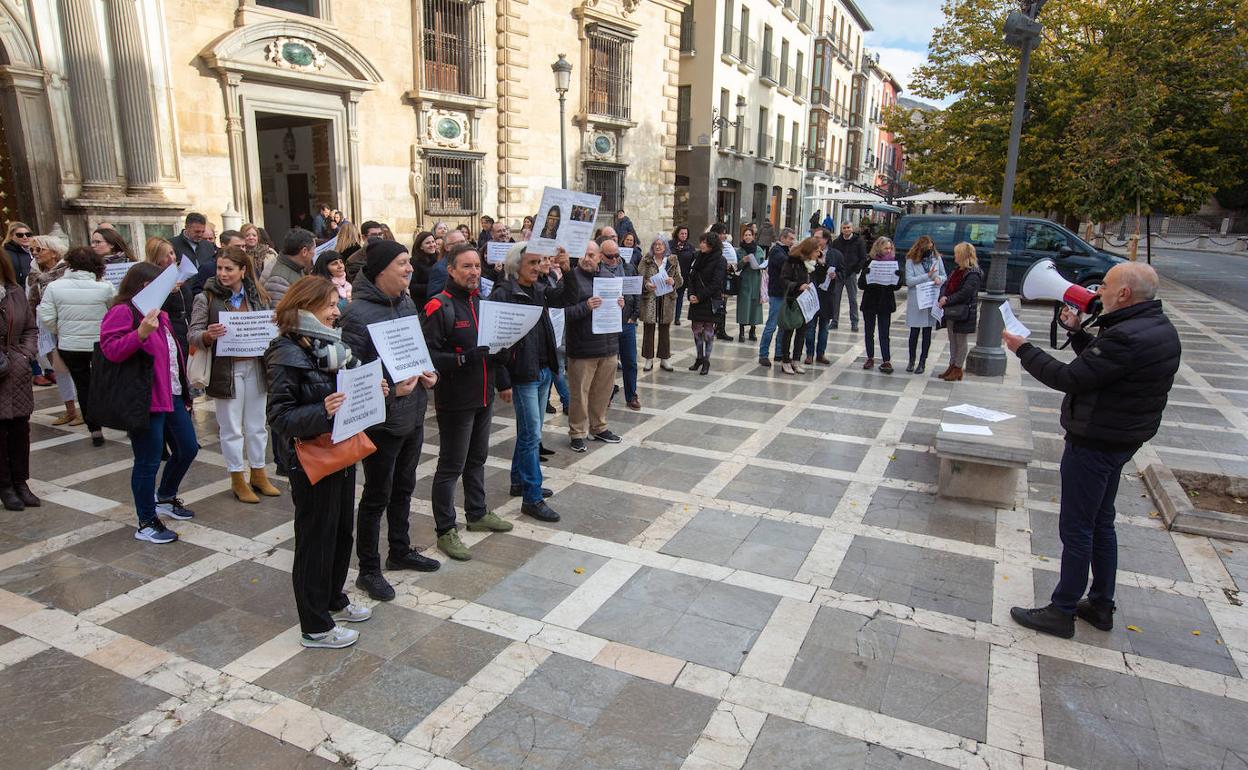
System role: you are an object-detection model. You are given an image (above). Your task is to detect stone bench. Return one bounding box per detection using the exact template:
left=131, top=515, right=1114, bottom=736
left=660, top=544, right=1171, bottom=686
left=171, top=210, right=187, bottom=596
left=934, top=382, right=1034, bottom=508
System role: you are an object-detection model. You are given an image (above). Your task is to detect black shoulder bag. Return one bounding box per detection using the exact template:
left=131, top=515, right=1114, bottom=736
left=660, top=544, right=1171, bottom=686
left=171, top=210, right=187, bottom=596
left=90, top=306, right=154, bottom=432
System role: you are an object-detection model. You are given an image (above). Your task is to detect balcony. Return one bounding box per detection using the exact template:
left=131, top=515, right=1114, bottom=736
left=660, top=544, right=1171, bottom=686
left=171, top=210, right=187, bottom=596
left=760, top=52, right=779, bottom=86
left=790, top=142, right=800, bottom=167
left=776, top=137, right=788, bottom=166
left=848, top=113, right=864, bottom=131
left=679, top=17, right=695, bottom=54
left=738, top=36, right=757, bottom=71
left=798, top=0, right=812, bottom=32
left=778, top=62, right=791, bottom=93
left=721, top=25, right=740, bottom=63
left=781, top=0, right=797, bottom=21
left=819, top=18, right=836, bottom=42
left=793, top=72, right=806, bottom=103
left=757, top=132, right=773, bottom=161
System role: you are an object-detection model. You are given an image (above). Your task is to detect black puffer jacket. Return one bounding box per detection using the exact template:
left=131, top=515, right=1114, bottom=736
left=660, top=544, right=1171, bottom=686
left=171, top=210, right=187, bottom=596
left=563, top=265, right=618, bottom=359
left=488, top=276, right=572, bottom=388
left=1017, top=299, right=1181, bottom=451
left=686, top=252, right=726, bottom=323
left=264, top=334, right=336, bottom=466
left=857, top=259, right=903, bottom=315
left=340, top=273, right=429, bottom=435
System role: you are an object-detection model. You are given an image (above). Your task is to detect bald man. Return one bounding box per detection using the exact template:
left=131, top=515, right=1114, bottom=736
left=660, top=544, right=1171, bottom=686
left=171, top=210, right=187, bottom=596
left=1003, top=262, right=1180, bottom=638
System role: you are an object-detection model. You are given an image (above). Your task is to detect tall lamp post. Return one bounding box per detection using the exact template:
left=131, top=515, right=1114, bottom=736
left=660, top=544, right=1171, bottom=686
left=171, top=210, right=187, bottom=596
left=552, top=54, right=573, bottom=189
left=965, top=0, right=1046, bottom=377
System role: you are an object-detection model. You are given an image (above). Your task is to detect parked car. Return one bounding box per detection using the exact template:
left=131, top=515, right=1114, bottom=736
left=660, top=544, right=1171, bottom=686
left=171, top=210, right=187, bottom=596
left=892, top=215, right=1124, bottom=294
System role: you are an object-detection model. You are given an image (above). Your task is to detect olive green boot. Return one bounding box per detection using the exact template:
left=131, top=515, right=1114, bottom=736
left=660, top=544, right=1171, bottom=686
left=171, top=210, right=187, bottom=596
left=466, top=511, right=514, bottom=533
left=437, top=530, right=472, bottom=561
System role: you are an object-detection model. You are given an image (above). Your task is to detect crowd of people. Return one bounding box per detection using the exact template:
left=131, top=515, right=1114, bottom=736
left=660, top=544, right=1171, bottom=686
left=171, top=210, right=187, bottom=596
left=0, top=206, right=993, bottom=649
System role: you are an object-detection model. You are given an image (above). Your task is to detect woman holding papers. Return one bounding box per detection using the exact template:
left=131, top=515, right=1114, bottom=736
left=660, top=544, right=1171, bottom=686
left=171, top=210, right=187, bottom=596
left=39, top=247, right=114, bottom=447
left=857, top=237, right=903, bottom=373
left=903, top=236, right=946, bottom=375
left=735, top=226, right=765, bottom=343
left=189, top=246, right=280, bottom=504
left=777, top=237, right=822, bottom=375
left=144, top=237, right=193, bottom=350
left=685, top=233, right=726, bottom=375
left=266, top=276, right=376, bottom=649
left=100, top=263, right=199, bottom=544
left=936, top=242, right=984, bottom=382
left=638, top=235, right=682, bottom=372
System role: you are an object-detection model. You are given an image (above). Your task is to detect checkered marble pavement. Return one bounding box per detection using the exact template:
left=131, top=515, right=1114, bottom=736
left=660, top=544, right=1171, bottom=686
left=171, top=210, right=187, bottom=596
left=1, top=276, right=1246, bottom=769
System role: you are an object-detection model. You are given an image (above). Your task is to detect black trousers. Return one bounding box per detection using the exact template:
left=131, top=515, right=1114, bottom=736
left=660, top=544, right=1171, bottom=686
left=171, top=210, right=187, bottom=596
left=289, top=463, right=354, bottom=634
left=779, top=322, right=808, bottom=363
left=356, top=424, right=424, bottom=574
left=432, top=404, right=492, bottom=534
left=58, top=349, right=99, bottom=432
left=908, top=326, right=933, bottom=365
left=0, top=417, right=30, bottom=487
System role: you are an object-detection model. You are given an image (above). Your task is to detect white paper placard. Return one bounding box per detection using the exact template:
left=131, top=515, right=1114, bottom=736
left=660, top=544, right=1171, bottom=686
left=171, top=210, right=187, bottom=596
left=478, top=276, right=494, bottom=298
left=943, top=403, right=1015, bottom=423
left=477, top=300, right=544, bottom=352
left=819, top=269, right=834, bottom=291
left=797, top=284, right=820, bottom=323
left=177, top=256, right=200, bottom=281
left=931, top=304, right=944, bottom=323
left=621, top=276, right=644, bottom=295
left=485, top=241, right=511, bottom=265
left=331, top=358, right=385, bottom=443
left=367, top=315, right=434, bottom=380
left=940, top=423, right=993, bottom=436
left=618, top=247, right=635, bottom=263
left=651, top=269, right=673, bottom=296
left=215, top=310, right=278, bottom=357
left=548, top=307, right=565, bottom=348
left=529, top=186, right=602, bottom=257
left=1000, top=303, right=1031, bottom=337
left=36, top=318, right=56, bottom=358
left=131, top=264, right=179, bottom=316
left=915, top=282, right=940, bottom=309
left=591, top=277, right=623, bottom=334
left=103, top=262, right=136, bottom=288
left=722, top=243, right=738, bottom=264
left=866, top=260, right=899, bottom=285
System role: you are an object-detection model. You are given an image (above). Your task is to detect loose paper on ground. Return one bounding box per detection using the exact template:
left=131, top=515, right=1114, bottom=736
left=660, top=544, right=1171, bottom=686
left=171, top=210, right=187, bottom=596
left=943, top=403, right=1015, bottom=423
left=215, top=310, right=278, bottom=357
left=940, top=423, right=994, bottom=436
left=529, top=186, right=601, bottom=257
left=367, top=315, right=434, bottom=380
left=477, top=300, right=544, bottom=352
left=332, top=358, right=385, bottom=443
left=592, top=277, right=623, bottom=334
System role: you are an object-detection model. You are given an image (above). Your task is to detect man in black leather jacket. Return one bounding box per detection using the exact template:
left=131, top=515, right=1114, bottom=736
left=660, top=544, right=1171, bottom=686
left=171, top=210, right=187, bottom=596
left=1004, top=262, right=1180, bottom=638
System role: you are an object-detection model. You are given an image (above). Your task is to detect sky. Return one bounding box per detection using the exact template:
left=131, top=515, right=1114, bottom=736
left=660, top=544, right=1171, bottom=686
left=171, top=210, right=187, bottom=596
left=860, top=0, right=950, bottom=107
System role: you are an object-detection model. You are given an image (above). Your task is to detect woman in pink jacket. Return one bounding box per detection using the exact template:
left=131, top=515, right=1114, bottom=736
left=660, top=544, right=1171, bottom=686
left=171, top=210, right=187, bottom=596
left=100, top=263, right=200, bottom=544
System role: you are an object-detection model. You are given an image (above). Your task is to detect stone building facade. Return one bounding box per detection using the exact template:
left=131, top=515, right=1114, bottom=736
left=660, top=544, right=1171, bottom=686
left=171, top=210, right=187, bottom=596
left=0, top=0, right=685, bottom=248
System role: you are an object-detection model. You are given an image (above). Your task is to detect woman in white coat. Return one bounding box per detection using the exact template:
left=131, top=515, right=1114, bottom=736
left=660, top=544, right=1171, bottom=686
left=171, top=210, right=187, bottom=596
left=903, top=236, right=945, bottom=375
left=38, top=247, right=115, bottom=445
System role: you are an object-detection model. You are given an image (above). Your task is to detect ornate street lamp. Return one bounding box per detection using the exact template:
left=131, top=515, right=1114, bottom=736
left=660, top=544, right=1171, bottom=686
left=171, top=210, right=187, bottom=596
left=965, top=1, right=1046, bottom=376
left=711, top=94, right=748, bottom=141
left=552, top=54, right=573, bottom=189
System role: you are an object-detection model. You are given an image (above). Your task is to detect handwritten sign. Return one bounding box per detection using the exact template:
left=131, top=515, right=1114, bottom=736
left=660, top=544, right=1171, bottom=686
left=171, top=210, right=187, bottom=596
left=215, top=310, right=278, bottom=357
left=331, top=359, right=385, bottom=443
left=367, top=315, right=434, bottom=380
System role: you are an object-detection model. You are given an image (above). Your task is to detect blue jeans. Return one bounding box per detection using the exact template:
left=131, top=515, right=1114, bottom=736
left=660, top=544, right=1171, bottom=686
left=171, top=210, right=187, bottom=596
left=549, top=350, right=570, bottom=409
left=804, top=314, right=830, bottom=358
left=511, top=368, right=553, bottom=504
left=1050, top=442, right=1136, bottom=613
left=758, top=296, right=786, bottom=359
left=674, top=287, right=686, bottom=323
left=128, top=395, right=199, bottom=525
left=618, top=322, right=638, bottom=402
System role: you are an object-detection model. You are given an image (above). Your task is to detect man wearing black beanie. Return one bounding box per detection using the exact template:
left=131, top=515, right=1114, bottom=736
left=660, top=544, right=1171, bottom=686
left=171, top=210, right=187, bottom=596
left=341, top=240, right=441, bottom=601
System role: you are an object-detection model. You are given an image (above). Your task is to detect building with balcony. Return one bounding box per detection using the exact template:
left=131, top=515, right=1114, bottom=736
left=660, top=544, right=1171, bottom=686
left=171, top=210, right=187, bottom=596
left=874, top=69, right=907, bottom=198
left=673, top=0, right=812, bottom=239
left=0, top=0, right=687, bottom=246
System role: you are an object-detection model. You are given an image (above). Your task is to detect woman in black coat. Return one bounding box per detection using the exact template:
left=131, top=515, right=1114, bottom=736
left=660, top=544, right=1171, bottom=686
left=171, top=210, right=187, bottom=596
left=409, top=231, right=437, bottom=303
left=778, top=236, right=822, bottom=375
left=857, top=237, right=903, bottom=373
left=685, top=233, right=726, bottom=375
left=265, top=275, right=386, bottom=650
left=937, top=242, right=984, bottom=382
left=670, top=226, right=695, bottom=324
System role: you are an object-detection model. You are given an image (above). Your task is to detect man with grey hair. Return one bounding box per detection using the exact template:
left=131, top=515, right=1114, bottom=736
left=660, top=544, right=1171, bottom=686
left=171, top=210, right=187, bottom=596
left=598, top=239, right=641, bottom=409
left=1003, top=261, right=1179, bottom=638
left=489, top=244, right=574, bottom=521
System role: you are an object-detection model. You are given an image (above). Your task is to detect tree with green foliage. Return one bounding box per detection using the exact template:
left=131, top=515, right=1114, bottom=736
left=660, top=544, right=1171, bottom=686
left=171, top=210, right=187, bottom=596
left=884, top=0, right=1248, bottom=220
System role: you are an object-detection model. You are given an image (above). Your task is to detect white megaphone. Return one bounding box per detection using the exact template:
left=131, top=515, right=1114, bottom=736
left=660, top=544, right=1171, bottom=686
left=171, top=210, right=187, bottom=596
left=1020, top=258, right=1100, bottom=314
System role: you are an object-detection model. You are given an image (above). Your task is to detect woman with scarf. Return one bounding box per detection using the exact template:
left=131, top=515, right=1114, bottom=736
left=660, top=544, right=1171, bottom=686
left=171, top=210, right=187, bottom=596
left=857, top=237, right=903, bottom=373
left=90, top=227, right=135, bottom=264
left=266, top=276, right=383, bottom=649
left=903, top=236, right=946, bottom=374
left=190, top=246, right=280, bottom=503
left=686, top=232, right=726, bottom=375
left=313, top=250, right=352, bottom=312
left=937, top=242, right=983, bottom=382
left=27, top=236, right=77, bottom=413
left=242, top=223, right=279, bottom=280
left=778, top=237, right=822, bottom=375
left=735, top=225, right=765, bottom=342
left=638, top=235, right=682, bottom=372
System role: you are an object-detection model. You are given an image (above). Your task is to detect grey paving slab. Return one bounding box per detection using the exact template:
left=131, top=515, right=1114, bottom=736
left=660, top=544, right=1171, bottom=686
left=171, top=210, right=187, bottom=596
left=546, top=482, right=666, bottom=544
left=832, top=536, right=995, bottom=622
left=726, top=540, right=812, bottom=579
left=719, top=467, right=848, bottom=517
left=864, top=487, right=997, bottom=546
left=659, top=526, right=743, bottom=565
left=645, top=418, right=758, bottom=453
left=592, top=446, right=724, bottom=493
left=758, top=433, right=870, bottom=472
left=744, top=715, right=948, bottom=770
left=817, top=388, right=900, bottom=413
left=450, top=699, right=586, bottom=770
left=881, top=448, right=940, bottom=484
left=579, top=596, right=684, bottom=649
left=119, top=712, right=336, bottom=769
left=391, top=621, right=514, bottom=684
left=257, top=647, right=387, bottom=710
left=510, top=654, right=631, bottom=727
left=799, top=409, right=888, bottom=440
left=1217, top=541, right=1248, bottom=592
left=1029, top=510, right=1190, bottom=582
left=592, top=678, right=717, bottom=755
left=162, top=605, right=288, bottom=669
left=329, top=660, right=464, bottom=740
left=477, top=570, right=578, bottom=620
left=688, top=395, right=787, bottom=424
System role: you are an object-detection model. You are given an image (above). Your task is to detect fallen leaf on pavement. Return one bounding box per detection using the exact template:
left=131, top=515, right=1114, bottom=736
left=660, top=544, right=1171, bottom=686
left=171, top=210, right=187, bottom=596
left=1126, top=625, right=1142, bottom=633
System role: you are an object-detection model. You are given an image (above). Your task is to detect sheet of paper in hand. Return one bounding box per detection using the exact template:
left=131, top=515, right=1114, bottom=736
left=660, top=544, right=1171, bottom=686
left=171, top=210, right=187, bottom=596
left=103, top=262, right=136, bottom=288
left=528, top=186, right=602, bottom=257
left=621, top=276, right=644, bottom=295
left=722, top=243, right=738, bottom=264
left=915, top=282, right=940, bottom=309
left=131, top=263, right=180, bottom=316
left=332, top=359, right=385, bottom=443
left=367, top=315, right=434, bottom=380
left=591, top=277, right=623, bottom=334
left=618, top=247, right=634, bottom=263
left=930, top=304, right=944, bottom=323
left=215, top=311, right=278, bottom=357
left=485, top=241, right=511, bottom=265
left=477, top=300, right=544, bottom=353
left=548, top=308, right=565, bottom=348
left=478, top=276, right=494, bottom=298
left=999, top=303, right=1031, bottom=337
left=866, top=260, right=899, bottom=285
left=651, top=270, right=673, bottom=296
left=797, top=283, right=820, bottom=323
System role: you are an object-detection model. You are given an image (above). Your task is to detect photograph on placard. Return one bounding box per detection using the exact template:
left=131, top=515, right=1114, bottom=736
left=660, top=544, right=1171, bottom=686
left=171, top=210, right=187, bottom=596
left=529, top=186, right=601, bottom=256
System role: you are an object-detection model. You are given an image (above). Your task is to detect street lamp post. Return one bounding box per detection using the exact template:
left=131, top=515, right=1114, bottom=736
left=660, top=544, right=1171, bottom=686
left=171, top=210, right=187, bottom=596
left=551, top=54, right=573, bottom=189
left=965, top=1, right=1046, bottom=377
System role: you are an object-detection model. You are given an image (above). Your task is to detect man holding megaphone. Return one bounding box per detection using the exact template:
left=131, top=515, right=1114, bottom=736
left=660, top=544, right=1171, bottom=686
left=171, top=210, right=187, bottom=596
left=1001, top=262, right=1181, bottom=639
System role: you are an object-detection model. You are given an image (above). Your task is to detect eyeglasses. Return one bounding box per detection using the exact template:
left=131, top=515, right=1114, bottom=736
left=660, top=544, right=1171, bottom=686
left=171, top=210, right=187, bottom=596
left=14, top=232, right=31, bottom=238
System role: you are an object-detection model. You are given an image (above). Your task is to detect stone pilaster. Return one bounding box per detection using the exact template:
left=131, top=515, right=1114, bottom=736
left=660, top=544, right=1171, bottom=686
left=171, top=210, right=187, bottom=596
left=496, top=0, right=530, bottom=220
left=104, top=0, right=161, bottom=193
left=58, top=0, right=121, bottom=194
left=659, top=6, right=683, bottom=232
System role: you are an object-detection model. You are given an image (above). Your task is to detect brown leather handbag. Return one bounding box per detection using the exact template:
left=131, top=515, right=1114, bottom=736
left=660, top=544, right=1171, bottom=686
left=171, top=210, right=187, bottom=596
left=294, top=432, right=376, bottom=485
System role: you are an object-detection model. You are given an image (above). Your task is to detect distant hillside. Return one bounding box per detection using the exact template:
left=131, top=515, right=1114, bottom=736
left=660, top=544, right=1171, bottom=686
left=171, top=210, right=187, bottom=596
left=897, top=96, right=940, bottom=113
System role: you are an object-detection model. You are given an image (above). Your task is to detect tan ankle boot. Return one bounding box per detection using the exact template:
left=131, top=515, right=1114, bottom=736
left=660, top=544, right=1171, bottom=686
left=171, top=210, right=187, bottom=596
left=249, top=467, right=281, bottom=497
left=947, top=366, right=964, bottom=382
left=231, top=471, right=259, bottom=503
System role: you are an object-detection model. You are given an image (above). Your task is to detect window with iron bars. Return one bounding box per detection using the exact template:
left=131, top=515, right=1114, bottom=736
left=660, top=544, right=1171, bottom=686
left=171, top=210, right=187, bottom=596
left=422, top=0, right=486, bottom=97
left=424, top=152, right=481, bottom=215
left=584, top=164, right=625, bottom=221
left=586, top=26, right=633, bottom=120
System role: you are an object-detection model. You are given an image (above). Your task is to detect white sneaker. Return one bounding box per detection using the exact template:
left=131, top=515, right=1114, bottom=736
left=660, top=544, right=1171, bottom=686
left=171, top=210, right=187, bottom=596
left=792, top=363, right=806, bottom=374
left=301, top=625, right=359, bottom=649
left=659, top=359, right=674, bottom=371
left=332, top=603, right=372, bottom=623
